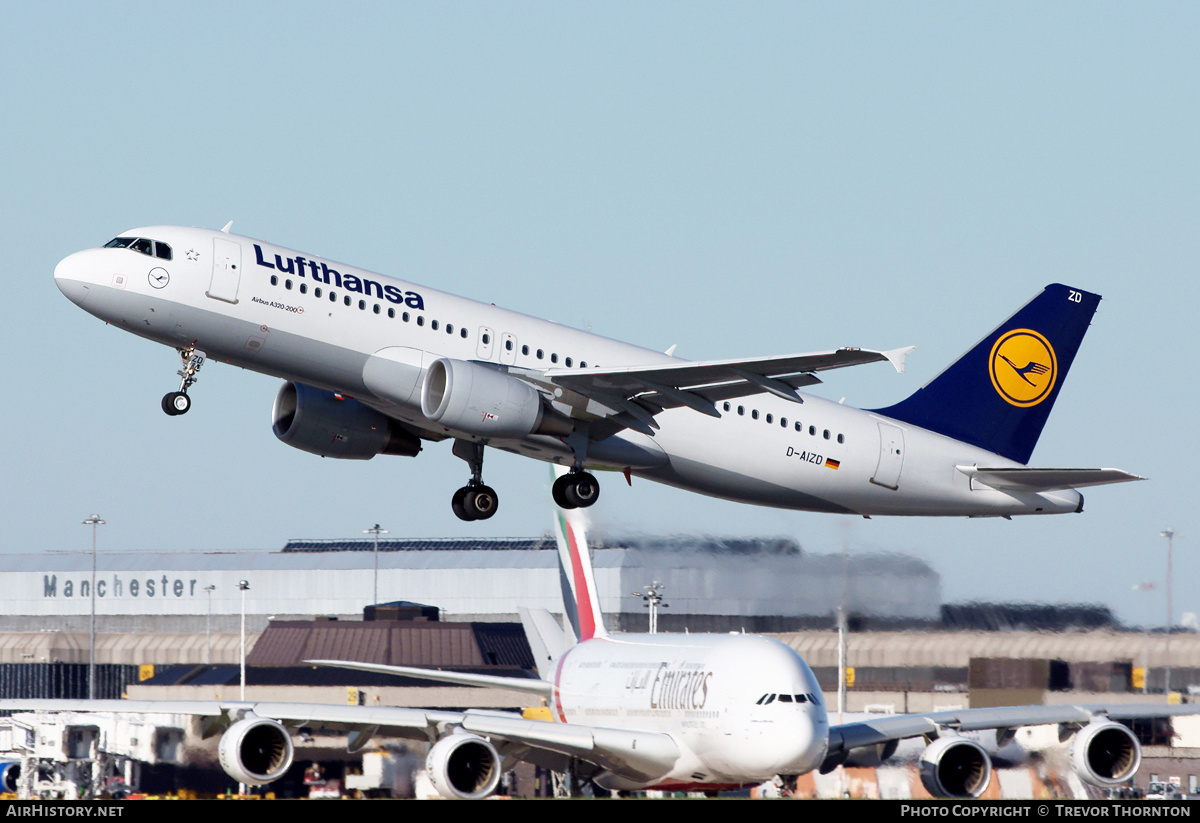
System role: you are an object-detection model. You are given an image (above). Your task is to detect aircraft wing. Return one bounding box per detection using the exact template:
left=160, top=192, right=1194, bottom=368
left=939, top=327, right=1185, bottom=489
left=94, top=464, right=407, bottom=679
left=0, top=697, right=678, bottom=785
left=957, top=467, right=1145, bottom=492
left=521, top=346, right=914, bottom=435
left=827, top=702, right=1200, bottom=760
left=305, top=658, right=555, bottom=697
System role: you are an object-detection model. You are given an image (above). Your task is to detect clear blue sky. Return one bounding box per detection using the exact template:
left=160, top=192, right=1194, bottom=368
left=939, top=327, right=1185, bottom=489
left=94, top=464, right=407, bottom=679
left=2, top=2, right=1196, bottom=627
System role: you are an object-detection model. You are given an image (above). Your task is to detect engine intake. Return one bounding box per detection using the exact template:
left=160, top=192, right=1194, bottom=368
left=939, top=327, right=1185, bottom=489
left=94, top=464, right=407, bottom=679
left=217, top=715, right=294, bottom=787
left=0, top=762, right=19, bottom=793
left=1071, top=720, right=1141, bottom=787
left=421, top=358, right=571, bottom=439
left=919, top=736, right=992, bottom=798
left=272, top=382, right=421, bottom=459
left=425, top=733, right=502, bottom=799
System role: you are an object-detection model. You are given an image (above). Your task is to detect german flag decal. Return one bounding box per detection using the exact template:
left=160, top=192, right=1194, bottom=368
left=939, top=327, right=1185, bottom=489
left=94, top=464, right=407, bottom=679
left=825, top=458, right=840, bottom=470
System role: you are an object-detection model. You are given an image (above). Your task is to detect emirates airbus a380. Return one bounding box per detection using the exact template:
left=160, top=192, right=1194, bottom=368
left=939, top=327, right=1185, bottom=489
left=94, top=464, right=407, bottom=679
left=4, top=484, right=1191, bottom=798
left=53, top=223, right=1139, bottom=520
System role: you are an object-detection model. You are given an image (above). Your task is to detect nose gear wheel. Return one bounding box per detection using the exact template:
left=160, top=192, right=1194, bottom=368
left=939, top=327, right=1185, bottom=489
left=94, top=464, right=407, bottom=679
left=161, top=346, right=205, bottom=416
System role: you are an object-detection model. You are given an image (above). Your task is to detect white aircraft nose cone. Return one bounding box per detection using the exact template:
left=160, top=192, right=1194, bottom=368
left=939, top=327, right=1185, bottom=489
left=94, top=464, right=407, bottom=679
left=54, top=252, right=91, bottom=305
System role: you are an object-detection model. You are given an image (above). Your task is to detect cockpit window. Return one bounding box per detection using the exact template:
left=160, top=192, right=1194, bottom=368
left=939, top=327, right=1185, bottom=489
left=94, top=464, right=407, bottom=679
left=106, top=236, right=170, bottom=260
left=758, top=692, right=817, bottom=706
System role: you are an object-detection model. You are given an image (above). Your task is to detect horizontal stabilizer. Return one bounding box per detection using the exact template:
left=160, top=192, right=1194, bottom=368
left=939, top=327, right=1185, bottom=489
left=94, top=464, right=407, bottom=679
left=307, top=659, right=554, bottom=696
left=956, top=466, right=1145, bottom=492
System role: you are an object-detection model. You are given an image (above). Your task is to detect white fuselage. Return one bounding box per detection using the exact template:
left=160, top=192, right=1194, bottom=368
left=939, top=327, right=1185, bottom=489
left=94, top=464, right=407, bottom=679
left=550, top=633, right=828, bottom=790
left=53, top=226, right=1083, bottom=516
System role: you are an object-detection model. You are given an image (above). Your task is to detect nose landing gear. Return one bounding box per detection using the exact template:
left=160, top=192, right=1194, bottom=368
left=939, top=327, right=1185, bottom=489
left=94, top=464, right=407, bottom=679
left=161, top=346, right=205, bottom=416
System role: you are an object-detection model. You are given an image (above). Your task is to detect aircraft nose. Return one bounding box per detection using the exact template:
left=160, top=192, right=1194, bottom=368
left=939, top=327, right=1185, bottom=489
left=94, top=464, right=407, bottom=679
left=54, top=251, right=92, bottom=306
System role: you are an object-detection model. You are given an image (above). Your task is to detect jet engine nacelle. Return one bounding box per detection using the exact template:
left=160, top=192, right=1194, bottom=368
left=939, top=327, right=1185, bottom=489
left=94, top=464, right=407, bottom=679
left=918, top=736, right=992, bottom=798
left=422, top=358, right=572, bottom=439
left=425, top=733, right=502, bottom=799
left=1070, top=720, right=1141, bottom=787
left=0, top=762, right=19, bottom=793
left=217, top=715, right=295, bottom=787
left=272, top=382, right=422, bottom=459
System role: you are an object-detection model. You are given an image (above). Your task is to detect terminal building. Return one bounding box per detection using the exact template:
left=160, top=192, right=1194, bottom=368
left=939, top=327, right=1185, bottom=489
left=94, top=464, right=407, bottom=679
left=0, top=534, right=941, bottom=636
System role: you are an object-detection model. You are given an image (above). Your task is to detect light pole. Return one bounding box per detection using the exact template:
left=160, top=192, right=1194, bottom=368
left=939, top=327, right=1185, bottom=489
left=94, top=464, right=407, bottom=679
left=1162, top=527, right=1176, bottom=696
left=238, top=580, right=250, bottom=700
left=363, top=524, right=389, bottom=606
left=1133, top=582, right=1156, bottom=694
left=632, top=581, right=666, bottom=634
left=204, top=585, right=216, bottom=667
left=81, top=514, right=105, bottom=700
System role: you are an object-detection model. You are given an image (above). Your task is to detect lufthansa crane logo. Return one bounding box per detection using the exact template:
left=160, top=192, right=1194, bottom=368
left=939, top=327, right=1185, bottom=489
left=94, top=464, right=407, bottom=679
left=989, top=329, right=1057, bottom=407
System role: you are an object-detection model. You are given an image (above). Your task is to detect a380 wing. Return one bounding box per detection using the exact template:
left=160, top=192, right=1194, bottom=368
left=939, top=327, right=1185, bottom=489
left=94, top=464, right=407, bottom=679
left=520, top=346, right=914, bottom=435
left=0, top=697, right=679, bottom=785
left=828, top=702, right=1200, bottom=757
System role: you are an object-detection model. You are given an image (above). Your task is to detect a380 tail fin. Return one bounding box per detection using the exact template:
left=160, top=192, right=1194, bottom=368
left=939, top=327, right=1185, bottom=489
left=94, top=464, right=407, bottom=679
left=552, top=468, right=608, bottom=642
left=872, top=284, right=1100, bottom=464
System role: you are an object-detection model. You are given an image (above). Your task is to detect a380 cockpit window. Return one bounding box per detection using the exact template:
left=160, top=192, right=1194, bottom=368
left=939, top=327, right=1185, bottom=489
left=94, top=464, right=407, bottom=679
left=756, top=693, right=817, bottom=705
left=105, top=236, right=172, bottom=260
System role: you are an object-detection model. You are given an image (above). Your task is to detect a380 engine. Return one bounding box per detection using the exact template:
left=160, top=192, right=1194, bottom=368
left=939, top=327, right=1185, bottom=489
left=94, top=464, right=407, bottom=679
left=916, top=719, right=1142, bottom=798
left=217, top=715, right=295, bottom=787
left=919, top=736, right=993, bottom=798
left=1069, top=719, right=1141, bottom=788
left=272, top=382, right=422, bottom=459
left=425, top=733, right=503, bottom=800
left=421, top=358, right=572, bottom=439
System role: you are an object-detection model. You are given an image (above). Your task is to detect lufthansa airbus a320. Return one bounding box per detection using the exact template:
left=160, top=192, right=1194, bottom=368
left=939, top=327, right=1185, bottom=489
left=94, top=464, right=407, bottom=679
left=53, top=224, right=1140, bottom=521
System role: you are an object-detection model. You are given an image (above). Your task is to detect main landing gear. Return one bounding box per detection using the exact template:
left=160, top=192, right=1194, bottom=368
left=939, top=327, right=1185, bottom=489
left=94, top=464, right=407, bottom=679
left=161, top=346, right=206, bottom=416
left=552, top=470, right=600, bottom=510
left=554, top=425, right=601, bottom=510
left=448, top=437, right=601, bottom=521
left=451, top=440, right=499, bottom=521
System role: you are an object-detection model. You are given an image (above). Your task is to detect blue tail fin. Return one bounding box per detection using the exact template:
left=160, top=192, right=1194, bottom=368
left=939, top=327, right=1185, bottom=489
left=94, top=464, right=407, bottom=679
left=871, top=284, right=1101, bottom=464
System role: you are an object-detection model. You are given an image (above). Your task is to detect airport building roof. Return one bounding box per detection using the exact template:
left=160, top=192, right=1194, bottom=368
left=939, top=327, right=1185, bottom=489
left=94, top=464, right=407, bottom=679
left=0, top=534, right=941, bottom=634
